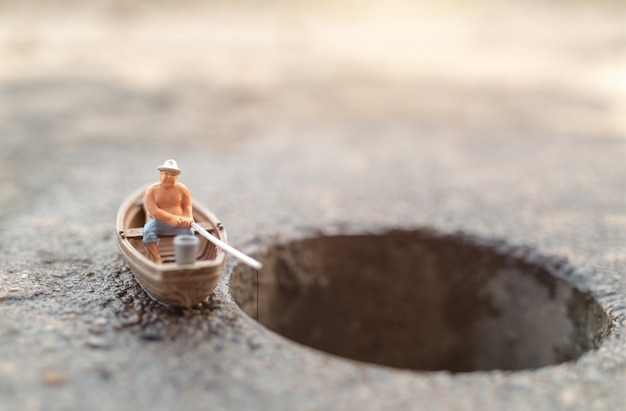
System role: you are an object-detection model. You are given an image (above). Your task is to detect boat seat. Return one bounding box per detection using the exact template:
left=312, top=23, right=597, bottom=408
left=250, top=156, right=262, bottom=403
left=123, top=221, right=215, bottom=239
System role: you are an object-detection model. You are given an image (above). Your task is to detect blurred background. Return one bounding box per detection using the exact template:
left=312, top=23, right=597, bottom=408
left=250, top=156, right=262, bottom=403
left=0, top=0, right=624, bottom=240
left=1, top=0, right=622, bottom=134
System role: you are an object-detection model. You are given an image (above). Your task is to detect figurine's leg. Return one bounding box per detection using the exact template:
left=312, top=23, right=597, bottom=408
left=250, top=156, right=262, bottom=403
left=143, top=219, right=163, bottom=264
left=145, top=242, right=162, bottom=265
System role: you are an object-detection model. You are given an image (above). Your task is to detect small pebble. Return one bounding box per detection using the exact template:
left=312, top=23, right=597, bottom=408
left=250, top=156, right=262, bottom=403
left=41, top=368, right=68, bottom=386
left=123, top=313, right=141, bottom=325
left=559, top=389, right=577, bottom=406
left=140, top=333, right=165, bottom=342
left=85, top=337, right=108, bottom=349
left=89, top=327, right=103, bottom=336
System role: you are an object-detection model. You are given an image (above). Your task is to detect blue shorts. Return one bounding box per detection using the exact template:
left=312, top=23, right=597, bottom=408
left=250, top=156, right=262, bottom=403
left=142, top=218, right=193, bottom=244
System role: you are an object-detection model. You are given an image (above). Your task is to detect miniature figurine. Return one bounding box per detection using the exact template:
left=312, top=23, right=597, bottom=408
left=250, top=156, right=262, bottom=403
left=142, top=159, right=194, bottom=264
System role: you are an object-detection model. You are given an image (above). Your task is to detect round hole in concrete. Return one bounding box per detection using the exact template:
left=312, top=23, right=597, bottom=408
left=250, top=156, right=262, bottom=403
left=229, top=229, right=610, bottom=372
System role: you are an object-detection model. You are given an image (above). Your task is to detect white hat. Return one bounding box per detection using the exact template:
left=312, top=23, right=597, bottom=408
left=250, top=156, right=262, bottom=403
left=158, top=159, right=181, bottom=174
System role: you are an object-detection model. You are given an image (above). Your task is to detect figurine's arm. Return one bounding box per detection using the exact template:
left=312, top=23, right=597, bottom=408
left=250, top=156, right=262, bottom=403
left=180, top=184, right=193, bottom=219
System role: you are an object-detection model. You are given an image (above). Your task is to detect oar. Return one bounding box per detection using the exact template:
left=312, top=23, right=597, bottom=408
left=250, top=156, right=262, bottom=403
left=191, top=222, right=263, bottom=270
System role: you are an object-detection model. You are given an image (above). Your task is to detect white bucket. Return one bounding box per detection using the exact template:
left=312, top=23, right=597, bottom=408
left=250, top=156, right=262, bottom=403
left=173, top=235, right=199, bottom=265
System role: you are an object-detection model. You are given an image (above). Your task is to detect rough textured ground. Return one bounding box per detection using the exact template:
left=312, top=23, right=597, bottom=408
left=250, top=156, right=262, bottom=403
left=0, top=1, right=624, bottom=410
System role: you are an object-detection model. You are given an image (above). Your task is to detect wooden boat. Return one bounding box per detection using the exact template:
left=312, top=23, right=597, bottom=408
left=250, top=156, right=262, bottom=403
left=116, top=186, right=228, bottom=308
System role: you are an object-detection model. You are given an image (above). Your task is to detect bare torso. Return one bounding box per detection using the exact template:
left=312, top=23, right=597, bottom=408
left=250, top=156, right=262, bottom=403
left=151, top=185, right=185, bottom=216
left=144, top=181, right=193, bottom=226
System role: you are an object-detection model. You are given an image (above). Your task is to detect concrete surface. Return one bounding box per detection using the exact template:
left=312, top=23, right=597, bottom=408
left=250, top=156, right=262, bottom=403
left=0, top=1, right=624, bottom=410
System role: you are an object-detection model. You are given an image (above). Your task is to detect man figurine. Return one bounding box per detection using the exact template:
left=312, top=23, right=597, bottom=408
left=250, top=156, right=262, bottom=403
left=142, top=159, right=194, bottom=264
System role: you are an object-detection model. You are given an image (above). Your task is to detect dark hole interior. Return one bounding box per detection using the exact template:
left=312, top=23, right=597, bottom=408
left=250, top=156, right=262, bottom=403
left=229, top=229, right=610, bottom=372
